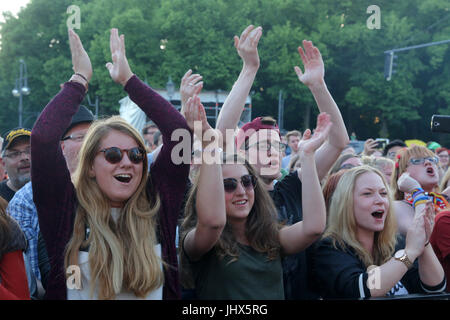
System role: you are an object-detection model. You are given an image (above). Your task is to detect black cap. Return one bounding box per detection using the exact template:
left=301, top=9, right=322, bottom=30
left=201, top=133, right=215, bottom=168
left=62, top=106, right=95, bottom=138
left=2, top=128, right=31, bottom=152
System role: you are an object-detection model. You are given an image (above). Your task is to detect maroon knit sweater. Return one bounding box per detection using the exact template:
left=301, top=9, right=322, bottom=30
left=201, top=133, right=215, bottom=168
left=31, top=75, right=190, bottom=299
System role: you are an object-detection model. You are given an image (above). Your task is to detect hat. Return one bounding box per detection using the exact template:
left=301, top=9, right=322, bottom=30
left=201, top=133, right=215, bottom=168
left=427, top=141, right=441, bottom=151
left=62, top=106, right=95, bottom=138
left=235, top=117, right=280, bottom=150
left=2, top=127, right=31, bottom=151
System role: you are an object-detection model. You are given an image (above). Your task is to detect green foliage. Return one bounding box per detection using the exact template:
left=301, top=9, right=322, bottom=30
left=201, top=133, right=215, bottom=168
left=0, top=0, right=449, bottom=145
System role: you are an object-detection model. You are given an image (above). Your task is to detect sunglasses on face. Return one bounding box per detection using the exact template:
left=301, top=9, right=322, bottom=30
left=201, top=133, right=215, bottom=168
left=223, top=174, right=257, bottom=193
left=98, top=147, right=145, bottom=164
left=409, top=156, right=439, bottom=165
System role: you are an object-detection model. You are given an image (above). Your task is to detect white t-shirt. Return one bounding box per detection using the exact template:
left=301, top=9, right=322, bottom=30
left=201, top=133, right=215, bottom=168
left=67, top=208, right=163, bottom=300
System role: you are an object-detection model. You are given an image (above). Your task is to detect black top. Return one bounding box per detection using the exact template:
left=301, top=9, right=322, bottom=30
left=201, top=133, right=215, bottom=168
left=311, top=237, right=447, bottom=299
left=0, top=180, right=16, bottom=202
left=270, top=171, right=319, bottom=299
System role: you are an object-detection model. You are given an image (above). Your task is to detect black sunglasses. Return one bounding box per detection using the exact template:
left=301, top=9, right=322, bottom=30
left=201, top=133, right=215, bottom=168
left=98, top=147, right=145, bottom=164
left=223, top=174, right=257, bottom=193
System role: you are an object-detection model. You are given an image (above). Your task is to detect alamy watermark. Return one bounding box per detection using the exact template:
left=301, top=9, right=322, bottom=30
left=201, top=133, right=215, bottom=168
left=170, top=122, right=281, bottom=176
left=367, top=5, right=381, bottom=29
left=67, top=5, right=81, bottom=30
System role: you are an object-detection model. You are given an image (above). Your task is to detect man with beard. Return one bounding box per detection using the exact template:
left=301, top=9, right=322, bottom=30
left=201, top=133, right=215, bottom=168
left=0, top=128, right=32, bottom=201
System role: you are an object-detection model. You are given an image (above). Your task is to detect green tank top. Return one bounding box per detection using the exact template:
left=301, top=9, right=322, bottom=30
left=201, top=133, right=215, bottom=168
left=191, top=243, right=284, bottom=299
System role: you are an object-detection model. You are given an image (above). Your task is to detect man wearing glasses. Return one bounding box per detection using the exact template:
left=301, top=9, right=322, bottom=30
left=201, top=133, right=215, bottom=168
left=0, top=128, right=32, bottom=201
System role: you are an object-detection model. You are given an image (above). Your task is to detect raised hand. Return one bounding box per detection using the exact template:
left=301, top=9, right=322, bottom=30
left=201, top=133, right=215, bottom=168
left=363, top=138, right=379, bottom=156
left=397, top=172, right=421, bottom=193
left=234, top=25, right=262, bottom=70
left=180, top=69, right=203, bottom=115
left=405, top=203, right=433, bottom=259
left=298, top=112, right=332, bottom=156
left=184, top=95, right=211, bottom=134
left=68, top=29, right=92, bottom=82
left=105, top=28, right=133, bottom=86
left=294, top=40, right=325, bottom=88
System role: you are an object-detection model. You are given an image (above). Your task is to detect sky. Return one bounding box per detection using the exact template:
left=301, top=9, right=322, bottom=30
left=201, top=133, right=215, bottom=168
left=0, top=0, right=32, bottom=23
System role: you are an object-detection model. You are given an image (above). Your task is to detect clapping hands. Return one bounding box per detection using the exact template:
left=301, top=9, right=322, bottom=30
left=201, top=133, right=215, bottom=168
left=105, top=28, right=133, bottom=86
left=180, top=70, right=203, bottom=115
left=68, top=29, right=92, bottom=83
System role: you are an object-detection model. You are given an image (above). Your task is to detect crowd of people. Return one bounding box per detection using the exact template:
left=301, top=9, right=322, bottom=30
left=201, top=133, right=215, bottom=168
left=0, top=25, right=449, bottom=300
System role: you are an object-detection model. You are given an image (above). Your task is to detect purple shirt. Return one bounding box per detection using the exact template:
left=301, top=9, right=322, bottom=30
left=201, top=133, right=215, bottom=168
left=31, top=76, right=190, bottom=299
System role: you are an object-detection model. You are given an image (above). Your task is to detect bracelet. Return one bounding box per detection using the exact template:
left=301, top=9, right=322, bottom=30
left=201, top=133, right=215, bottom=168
left=69, top=74, right=88, bottom=92
left=412, top=188, right=425, bottom=198
left=75, top=73, right=89, bottom=83
left=413, top=196, right=430, bottom=209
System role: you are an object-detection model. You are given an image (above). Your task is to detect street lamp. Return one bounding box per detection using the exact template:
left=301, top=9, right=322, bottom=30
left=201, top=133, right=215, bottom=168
left=166, top=76, right=175, bottom=102
left=11, top=59, right=30, bottom=127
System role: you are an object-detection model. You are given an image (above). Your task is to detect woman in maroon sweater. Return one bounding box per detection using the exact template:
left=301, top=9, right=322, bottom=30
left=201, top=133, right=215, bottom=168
left=31, top=29, right=190, bottom=299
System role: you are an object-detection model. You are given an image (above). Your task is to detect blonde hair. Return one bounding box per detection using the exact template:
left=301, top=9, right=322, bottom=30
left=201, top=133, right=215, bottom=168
left=65, top=116, right=163, bottom=299
left=323, top=165, right=397, bottom=267
left=440, top=167, right=450, bottom=192
left=391, top=146, right=437, bottom=200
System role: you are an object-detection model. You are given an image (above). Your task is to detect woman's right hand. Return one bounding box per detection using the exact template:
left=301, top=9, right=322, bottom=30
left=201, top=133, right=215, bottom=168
left=405, top=202, right=433, bottom=260
left=397, top=172, right=421, bottom=193
left=68, top=29, right=92, bottom=82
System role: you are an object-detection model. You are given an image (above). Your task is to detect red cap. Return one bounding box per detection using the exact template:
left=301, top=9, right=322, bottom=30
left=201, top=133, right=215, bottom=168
left=235, top=117, right=280, bottom=150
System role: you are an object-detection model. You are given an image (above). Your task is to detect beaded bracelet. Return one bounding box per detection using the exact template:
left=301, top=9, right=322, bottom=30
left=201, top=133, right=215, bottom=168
left=413, top=195, right=430, bottom=209
left=411, top=187, right=425, bottom=198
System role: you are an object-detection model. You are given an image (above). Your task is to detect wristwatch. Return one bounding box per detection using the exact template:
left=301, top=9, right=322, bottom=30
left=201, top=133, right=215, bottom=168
left=394, top=249, right=413, bottom=269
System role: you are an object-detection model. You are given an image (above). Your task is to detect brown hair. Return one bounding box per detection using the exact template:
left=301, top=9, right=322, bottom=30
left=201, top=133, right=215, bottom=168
left=180, top=154, right=281, bottom=288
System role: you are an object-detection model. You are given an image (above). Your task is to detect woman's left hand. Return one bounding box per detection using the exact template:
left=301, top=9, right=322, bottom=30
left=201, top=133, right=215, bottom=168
left=105, top=28, right=133, bottom=86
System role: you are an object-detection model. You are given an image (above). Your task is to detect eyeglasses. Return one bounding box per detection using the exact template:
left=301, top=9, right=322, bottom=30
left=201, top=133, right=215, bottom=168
left=409, top=156, right=439, bottom=165
left=246, top=141, right=283, bottom=152
left=62, top=133, right=86, bottom=142
left=223, top=174, right=257, bottom=193
left=4, top=147, right=31, bottom=159
left=387, top=151, right=397, bottom=159
left=98, top=147, right=145, bottom=164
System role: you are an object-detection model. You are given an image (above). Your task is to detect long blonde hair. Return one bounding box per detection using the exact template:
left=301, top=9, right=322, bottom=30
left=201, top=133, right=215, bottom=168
left=65, top=116, right=163, bottom=299
left=323, top=165, right=397, bottom=267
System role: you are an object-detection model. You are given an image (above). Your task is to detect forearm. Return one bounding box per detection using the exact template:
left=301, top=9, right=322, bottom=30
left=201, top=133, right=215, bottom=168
left=125, top=75, right=190, bottom=141
left=368, top=258, right=408, bottom=297
left=216, top=65, right=258, bottom=149
left=299, top=154, right=326, bottom=236
left=196, top=154, right=226, bottom=229
left=308, top=81, right=349, bottom=149
left=418, top=244, right=445, bottom=287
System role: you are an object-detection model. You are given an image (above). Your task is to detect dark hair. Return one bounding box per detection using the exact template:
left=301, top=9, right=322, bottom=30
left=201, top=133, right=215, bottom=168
left=383, top=139, right=406, bottom=156
left=0, top=196, right=12, bottom=253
